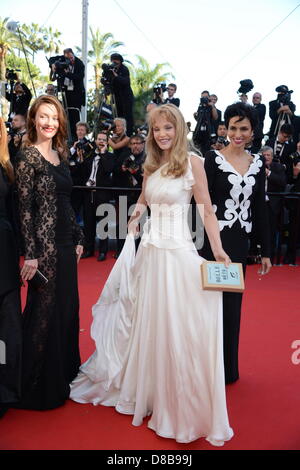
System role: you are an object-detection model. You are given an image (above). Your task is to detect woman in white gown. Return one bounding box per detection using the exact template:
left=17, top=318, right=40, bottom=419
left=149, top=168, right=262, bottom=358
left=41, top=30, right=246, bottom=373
left=70, top=104, right=234, bottom=446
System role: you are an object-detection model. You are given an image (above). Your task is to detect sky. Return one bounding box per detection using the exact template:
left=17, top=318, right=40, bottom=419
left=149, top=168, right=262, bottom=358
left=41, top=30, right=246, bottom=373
left=1, top=0, right=300, bottom=132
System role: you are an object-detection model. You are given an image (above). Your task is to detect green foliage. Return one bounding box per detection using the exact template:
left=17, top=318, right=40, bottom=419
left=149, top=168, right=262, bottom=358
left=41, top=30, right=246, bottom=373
left=0, top=17, right=176, bottom=127
left=129, top=55, right=175, bottom=125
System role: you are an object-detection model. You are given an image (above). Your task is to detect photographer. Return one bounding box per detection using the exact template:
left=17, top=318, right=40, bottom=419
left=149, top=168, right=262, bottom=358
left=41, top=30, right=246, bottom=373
left=5, top=78, right=32, bottom=120
left=80, top=132, right=116, bottom=261
left=50, top=48, right=86, bottom=139
left=7, top=114, right=27, bottom=167
left=262, top=146, right=287, bottom=263
left=251, top=92, right=266, bottom=153
left=210, top=122, right=229, bottom=152
left=121, top=134, right=145, bottom=189
left=113, top=134, right=146, bottom=257
left=266, top=123, right=296, bottom=171
left=283, top=141, right=300, bottom=265
left=193, top=90, right=219, bottom=154
left=45, top=83, right=57, bottom=96
left=103, top=53, right=134, bottom=136
left=269, top=85, right=296, bottom=139
left=69, top=122, right=94, bottom=218
left=163, top=83, right=180, bottom=108
left=209, top=94, right=222, bottom=132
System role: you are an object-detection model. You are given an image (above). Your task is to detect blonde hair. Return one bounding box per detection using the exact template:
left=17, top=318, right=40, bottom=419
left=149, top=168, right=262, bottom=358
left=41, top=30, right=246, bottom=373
left=0, top=118, right=14, bottom=183
left=114, top=117, right=127, bottom=134
left=144, top=104, right=188, bottom=178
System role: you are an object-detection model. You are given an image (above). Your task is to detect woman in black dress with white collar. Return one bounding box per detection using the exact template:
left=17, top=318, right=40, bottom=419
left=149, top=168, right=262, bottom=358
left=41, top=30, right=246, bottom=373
left=202, top=102, right=272, bottom=384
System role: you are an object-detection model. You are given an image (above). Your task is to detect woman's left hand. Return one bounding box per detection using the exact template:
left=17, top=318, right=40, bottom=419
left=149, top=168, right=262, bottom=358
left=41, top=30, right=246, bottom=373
left=75, top=245, right=84, bottom=263
left=258, top=257, right=272, bottom=275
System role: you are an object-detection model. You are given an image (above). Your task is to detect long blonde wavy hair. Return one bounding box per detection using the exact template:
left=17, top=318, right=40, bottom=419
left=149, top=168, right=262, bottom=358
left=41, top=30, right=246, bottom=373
left=144, top=104, right=188, bottom=178
left=0, top=118, right=14, bottom=183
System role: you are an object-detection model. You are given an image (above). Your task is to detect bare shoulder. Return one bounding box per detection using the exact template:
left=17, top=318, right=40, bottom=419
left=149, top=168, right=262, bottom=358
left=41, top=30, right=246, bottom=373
left=189, top=153, right=205, bottom=174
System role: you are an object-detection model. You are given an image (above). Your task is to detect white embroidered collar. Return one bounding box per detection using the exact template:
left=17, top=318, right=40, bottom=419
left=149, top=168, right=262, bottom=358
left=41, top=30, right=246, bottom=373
left=214, top=150, right=261, bottom=179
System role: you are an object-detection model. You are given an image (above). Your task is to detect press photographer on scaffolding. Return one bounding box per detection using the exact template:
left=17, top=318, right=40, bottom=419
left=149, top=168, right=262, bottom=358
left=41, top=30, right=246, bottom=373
left=104, top=53, right=134, bottom=136
left=5, top=69, right=32, bottom=120
left=49, top=48, right=86, bottom=139
left=268, top=85, right=296, bottom=139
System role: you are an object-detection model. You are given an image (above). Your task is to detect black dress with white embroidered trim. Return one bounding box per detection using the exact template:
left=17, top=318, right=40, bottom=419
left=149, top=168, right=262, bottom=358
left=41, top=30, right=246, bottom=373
left=201, top=150, right=270, bottom=384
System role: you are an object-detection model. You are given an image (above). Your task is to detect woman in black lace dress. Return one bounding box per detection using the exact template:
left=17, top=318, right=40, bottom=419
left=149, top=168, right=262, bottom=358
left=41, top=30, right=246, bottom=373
left=15, top=95, right=84, bottom=410
left=0, top=118, right=22, bottom=417
left=202, top=102, right=272, bottom=384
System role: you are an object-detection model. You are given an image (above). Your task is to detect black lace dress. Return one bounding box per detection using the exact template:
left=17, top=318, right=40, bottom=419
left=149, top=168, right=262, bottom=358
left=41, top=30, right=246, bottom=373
left=15, top=147, right=84, bottom=410
left=0, top=166, right=22, bottom=406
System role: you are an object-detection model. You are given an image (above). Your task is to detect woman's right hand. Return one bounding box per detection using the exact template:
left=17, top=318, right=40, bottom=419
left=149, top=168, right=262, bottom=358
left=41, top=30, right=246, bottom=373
left=128, top=219, right=140, bottom=236
left=212, top=248, right=231, bottom=268
left=21, top=259, right=38, bottom=281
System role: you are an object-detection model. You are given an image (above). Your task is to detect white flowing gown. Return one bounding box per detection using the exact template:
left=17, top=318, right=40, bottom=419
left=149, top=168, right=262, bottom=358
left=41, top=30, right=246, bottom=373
left=70, top=157, right=234, bottom=446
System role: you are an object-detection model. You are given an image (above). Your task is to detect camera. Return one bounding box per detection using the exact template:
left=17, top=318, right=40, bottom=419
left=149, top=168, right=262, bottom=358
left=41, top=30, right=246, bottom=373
left=237, top=79, right=254, bottom=95
left=153, top=83, right=167, bottom=104
left=217, top=136, right=226, bottom=144
left=101, top=63, right=117, bottom=84
left=48, top=55, right=71, bottom=78
left=55, top=57, right=71, bottom=73
left=5, top=68, right=20, bottom=81
left=278, top=92, right=291, bottom=106
left=76, top=138, right=94, bottom=156
left=153, top=83, right=167, bottom=94
left=5, top=121, right=22, bottom=138
left=123, top=154, right=140, bottom=172
left=200, top=96, right=210, bottom=106
left=5, top=122, right=16, bottom=137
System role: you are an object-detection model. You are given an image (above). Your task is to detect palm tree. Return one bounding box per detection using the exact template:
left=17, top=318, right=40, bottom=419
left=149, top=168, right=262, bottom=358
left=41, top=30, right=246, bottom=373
left=0, top=17, right=20, bottom=81
left=129, top=55, right=175, bottom=125
left=20, top=23, right=46, bottom=63
left=0, top=17, right=21, bottom=117
left=87, top=27, right=124, bottom=110
left=42, top=26, right=62, bottom=56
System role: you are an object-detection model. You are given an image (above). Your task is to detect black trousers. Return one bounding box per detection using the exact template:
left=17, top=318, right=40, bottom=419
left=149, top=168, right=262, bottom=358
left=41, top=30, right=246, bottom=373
left=83, top=191, right=109, bottom=254
left=202, top=226, right=248, bottom=383
left=71, top=188, right=84, bottom=218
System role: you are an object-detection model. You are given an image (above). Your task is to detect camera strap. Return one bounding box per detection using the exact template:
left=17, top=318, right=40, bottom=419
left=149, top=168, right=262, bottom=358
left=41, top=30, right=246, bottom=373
left=64, top=64, right=74, bottom=90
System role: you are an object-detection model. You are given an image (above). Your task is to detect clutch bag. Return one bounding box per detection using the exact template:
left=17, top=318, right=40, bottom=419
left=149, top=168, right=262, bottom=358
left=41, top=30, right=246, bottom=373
left=27, top=269, right=49, bottom=290
left=201, top=261, right=244, bottom=292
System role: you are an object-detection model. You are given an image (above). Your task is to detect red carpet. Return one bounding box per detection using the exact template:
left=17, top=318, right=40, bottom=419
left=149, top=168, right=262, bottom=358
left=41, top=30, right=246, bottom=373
left=1, top=255, right=300, bottom=450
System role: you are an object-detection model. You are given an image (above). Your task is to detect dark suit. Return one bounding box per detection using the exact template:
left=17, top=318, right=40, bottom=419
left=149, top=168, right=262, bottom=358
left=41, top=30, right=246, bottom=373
left=81, top=151, right=115, bottom=254
left=63, top=57, right=86, bottom=108
left=111, top=64, right=134, bottom=136
left=265, top=137, right=296, bottom=172
left=252, top=103, right=266, bottom=152
left=164, top=97, right=180, bottom=107
left=284, top=152, right=300, bottom=264
left=6, top=83, right=32, bottom=119
left=62, top=57, right=86, bottom=140
left=268, top=99, right=296, bottom=138
left=266, top=161, right=287, bottom=261
left=112, top=148, right=145, bottom=254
